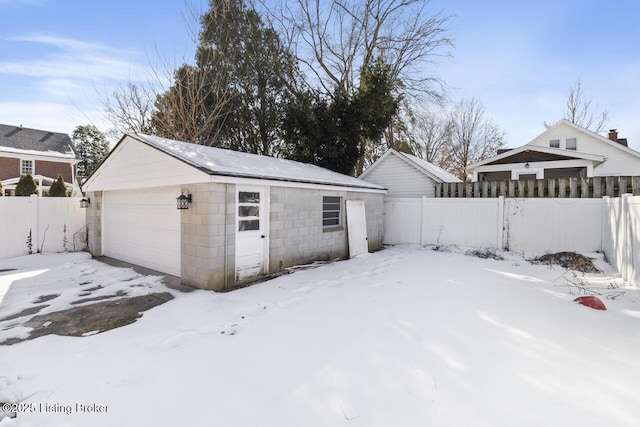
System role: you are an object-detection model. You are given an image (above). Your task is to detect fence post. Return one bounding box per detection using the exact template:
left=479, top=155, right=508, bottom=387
left=421, top=196, right=428, bottom=245
left=30, top=197, right=39, bottom=254
left=601, top=196, right=609, bottom=255
left=621, top=194, right=631, bottom=282
left=474, top=182, right=480, bottom=198
left=497, top=196, right=505, bottom=249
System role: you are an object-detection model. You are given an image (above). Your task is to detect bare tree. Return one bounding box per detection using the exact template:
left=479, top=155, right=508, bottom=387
left=546, top=78, right=609, bottom=133
left=151, top=63, right=235, bottom=145
left=407, top=108, right=453, bottom=168
left=100, top=1, right=233, bottom=145
left=448, top=98, right=506, bottom=181
left=563, top=78, right=609, bottom=133
left=259, top=0, right=453, bottom=100
left=103, top=82, right=155, bottom=138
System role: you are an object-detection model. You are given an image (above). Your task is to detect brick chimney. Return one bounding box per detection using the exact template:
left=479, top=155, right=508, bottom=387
left=608, top=129, right=618, bottom=142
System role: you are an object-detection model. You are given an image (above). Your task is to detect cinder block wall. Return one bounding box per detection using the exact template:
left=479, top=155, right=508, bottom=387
left=86, top=191, right=102, bottom=256
left=269, top=187, right=347, bottom=272
left=268, top=187, right=384, bottom=273
left=180, top=182, right=236, bottom=291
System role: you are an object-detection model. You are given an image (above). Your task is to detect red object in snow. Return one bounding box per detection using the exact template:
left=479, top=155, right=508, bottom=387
left=574, top=296, right=607, bottom=310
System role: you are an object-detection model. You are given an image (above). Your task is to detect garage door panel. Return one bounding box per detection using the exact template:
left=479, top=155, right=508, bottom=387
left=103, top=187, right=180, bottom=276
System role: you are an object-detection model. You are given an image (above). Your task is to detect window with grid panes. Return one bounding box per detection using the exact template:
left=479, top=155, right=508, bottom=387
left=322, top=196, right=341, bottom=228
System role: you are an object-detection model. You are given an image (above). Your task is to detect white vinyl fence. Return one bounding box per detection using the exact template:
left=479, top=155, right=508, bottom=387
left=603, top=195, right=640, bottom=286
left=0, top=197, right=87, bottom=259
left=385, top=195, right=639, bottom=285
left=384, top=197, right=603, bottom=253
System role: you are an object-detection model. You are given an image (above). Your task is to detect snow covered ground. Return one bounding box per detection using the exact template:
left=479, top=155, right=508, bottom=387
left=1, top=246, right=639, bottom=427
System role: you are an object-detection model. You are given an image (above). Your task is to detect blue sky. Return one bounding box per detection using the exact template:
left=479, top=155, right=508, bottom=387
left=1, top=0, right=639, bottom=150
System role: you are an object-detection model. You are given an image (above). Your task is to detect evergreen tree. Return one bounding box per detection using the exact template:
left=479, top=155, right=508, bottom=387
left=282, top=60, right=398, bottom=175
left=281, top=91, right=362, bottom=175
left=152, top=0, right=299, bottom=154
left=15, top=174, right=37, bottom=196
left=48, top=174, right=68, bottom=197
left=72, top=125, right=110, bottom=178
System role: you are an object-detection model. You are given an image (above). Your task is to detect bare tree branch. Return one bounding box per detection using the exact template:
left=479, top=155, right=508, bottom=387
left=547, top=77, right=610, bottom=133
left=449, top=98, right=506, bottom=181
left=258, top=0, right=453, bottom=100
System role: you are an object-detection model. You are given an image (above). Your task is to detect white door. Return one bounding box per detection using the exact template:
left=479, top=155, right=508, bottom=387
left=235, top=186, right=267, bottom=281
left=102, top=187, right=181, bottom=276
left=346, top=199, right=368, bottom=258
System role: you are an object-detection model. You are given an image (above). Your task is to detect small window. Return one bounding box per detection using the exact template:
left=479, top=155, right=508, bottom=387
left=238, top=191, right=261, bottom=232
left=322, top=196, right=341, bottom=228
left=549, top=139, right=560, bottom=149
left=566, top=138, right=577, bottom=150
left=20, top=159, right=34, bottom=175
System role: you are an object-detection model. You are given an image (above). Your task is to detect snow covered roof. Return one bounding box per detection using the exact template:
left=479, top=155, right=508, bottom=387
left=132, top=134, right=385, bottom=190
left=0, top=124, right=77, bottom=159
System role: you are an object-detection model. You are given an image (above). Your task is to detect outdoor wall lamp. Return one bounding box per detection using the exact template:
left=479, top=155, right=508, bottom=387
left=525, top=162, right=530, bottom=169
left=80, top=197, right=91, bottom=208
left=176, top=189, right=192, bottom=210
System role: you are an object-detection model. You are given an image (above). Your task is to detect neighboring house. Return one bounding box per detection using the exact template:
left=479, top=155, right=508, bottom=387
left=359, top=148, right=461, bottom=197
left=82, top=134, right=386, bottom=291
left=0, top=124, right=78, bottom=196
left=469, top=119, right=640, bottom=182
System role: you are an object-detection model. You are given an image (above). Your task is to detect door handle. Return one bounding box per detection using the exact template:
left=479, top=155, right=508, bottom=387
left=261, top=235, right=265, bottom=238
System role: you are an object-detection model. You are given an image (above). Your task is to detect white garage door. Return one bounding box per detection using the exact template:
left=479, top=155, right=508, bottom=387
left=102, top=186, right=181, bottom=276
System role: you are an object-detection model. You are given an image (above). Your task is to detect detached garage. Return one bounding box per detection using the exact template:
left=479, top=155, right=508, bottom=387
left=82, top=134, right=385, bottom=291
left=359, top=148, right=461, bottom=197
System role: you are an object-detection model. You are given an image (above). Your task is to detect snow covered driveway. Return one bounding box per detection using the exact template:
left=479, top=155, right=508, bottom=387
left=1, top=246, right=639, bottom=426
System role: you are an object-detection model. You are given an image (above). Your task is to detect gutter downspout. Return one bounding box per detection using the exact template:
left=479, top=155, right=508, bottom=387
left=224, top=183, right=228, bottom=290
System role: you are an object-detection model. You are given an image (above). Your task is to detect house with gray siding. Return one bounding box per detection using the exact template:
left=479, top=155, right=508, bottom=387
left=82, top=134, right=385, bottom=291
left=359, top=148, right=461, bottom=197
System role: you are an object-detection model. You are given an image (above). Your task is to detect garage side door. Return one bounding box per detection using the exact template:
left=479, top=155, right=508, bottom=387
left=102, top=187, right=181, bottom=276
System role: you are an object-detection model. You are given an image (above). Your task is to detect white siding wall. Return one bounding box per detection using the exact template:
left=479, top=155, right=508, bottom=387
left=528, top=124, right=640, bottom=176
left=0, top=197, right=86, bottom=259
left=364, top=154, right=437, bottom=197
left=85, top=136, right=209, bottom=191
